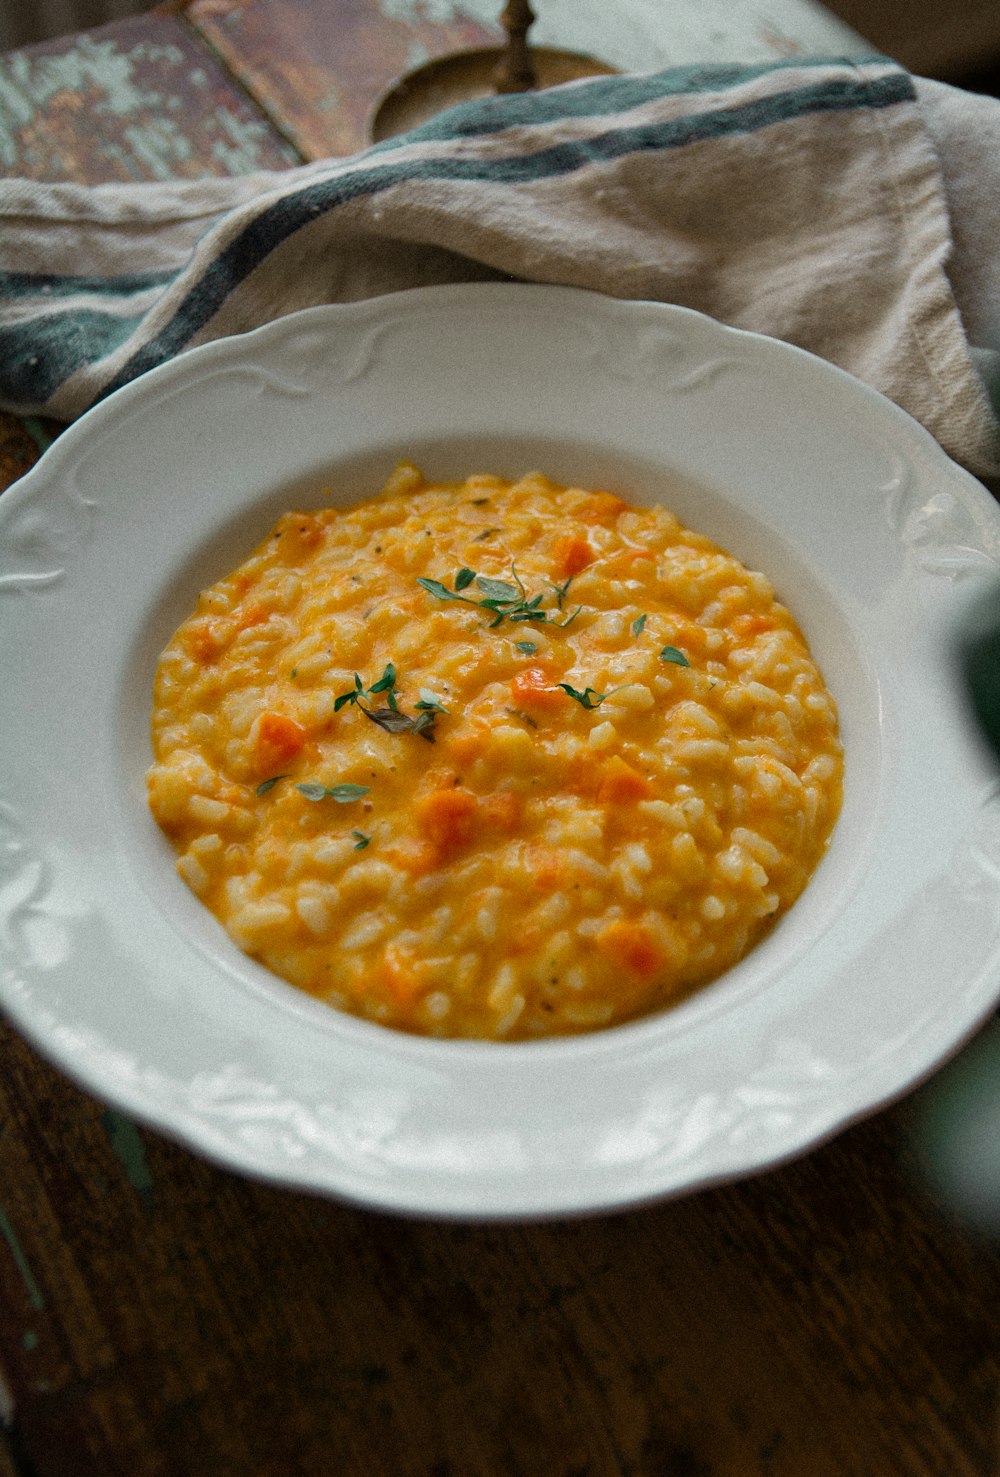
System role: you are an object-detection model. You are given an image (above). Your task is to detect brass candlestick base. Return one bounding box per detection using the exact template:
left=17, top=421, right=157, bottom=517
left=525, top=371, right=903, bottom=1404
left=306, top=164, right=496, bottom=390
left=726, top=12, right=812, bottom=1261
left=369, top=0, right=616, bottom=142
left=371, top=47, right=616, bottom=142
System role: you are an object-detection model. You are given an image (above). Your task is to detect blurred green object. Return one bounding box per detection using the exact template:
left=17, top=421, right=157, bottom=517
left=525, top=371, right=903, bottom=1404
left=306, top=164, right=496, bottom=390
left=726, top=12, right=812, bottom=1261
left=918, top=1016, right=1000, bottom=1233
left=960, top=583, right=1000, bottom=758
left=917, top=584, right=1000, bottom=1233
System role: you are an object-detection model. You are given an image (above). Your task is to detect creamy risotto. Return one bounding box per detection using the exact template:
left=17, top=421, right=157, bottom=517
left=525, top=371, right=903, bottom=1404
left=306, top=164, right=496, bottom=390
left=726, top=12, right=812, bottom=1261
left=147, top=465, right=842, bottom=1040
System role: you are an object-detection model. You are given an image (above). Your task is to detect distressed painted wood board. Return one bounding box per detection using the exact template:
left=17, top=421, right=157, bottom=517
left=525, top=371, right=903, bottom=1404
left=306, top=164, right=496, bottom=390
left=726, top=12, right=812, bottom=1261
left=0, top=11, right=301, bottom=184
left=1, top=1016, right=999, bottom=1477
left=186, top=0, right=500, bottom=159
left=186, top=0, right=867, bottom=160
left=0, top=10, right=303, bottom=490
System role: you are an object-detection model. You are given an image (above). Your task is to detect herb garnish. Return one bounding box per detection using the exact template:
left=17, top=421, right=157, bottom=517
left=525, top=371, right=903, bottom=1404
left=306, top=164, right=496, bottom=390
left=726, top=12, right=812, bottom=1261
left=335, top=664, right=440, bottom=741
left=659, top=646, right=690, bottom=667
left=415, top=688, right=449, bottom=714
left=418, top=565, right=582, bottom=630
left=557, top=683, right=611, bottom=710
left=515, top=641, right=538, bottom=656
left=351, top=830, right=372, bottom=850
left=296, top=782, right=371, bottom=803
left=632, top=613, right=647, bottom=636
left=255, top=774, right=290, bottom=795
left=548, top=575, right=575, bottom=610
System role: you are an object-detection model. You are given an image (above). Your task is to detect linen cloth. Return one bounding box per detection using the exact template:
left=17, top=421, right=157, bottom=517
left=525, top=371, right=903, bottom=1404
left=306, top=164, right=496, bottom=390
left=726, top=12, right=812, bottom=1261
left=2, top=56, right=1000, bottom=481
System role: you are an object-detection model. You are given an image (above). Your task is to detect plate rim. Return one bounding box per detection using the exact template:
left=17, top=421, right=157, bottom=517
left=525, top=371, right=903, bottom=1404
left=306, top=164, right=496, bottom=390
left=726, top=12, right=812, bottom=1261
left=3, top=282, right=1000, bottom=1219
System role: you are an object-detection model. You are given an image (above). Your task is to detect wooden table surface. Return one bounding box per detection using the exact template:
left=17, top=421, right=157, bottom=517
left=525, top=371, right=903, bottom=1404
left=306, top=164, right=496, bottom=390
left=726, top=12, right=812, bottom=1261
left=2, top=4, right=1000, bottom=1474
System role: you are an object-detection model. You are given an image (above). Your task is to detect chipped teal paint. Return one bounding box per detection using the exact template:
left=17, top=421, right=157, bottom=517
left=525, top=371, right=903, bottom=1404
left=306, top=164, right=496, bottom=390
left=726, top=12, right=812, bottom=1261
left=101, top=1108, right=154, bottom=1209
left=0, top=1204, right=45, bottom=1312
left=0, top=30, right=300, bottom=179
left=211, top=108, right=286, bottom=176
left=122, top=117, right=194, bottom=181
left=3, top=37, right=151, bottom=122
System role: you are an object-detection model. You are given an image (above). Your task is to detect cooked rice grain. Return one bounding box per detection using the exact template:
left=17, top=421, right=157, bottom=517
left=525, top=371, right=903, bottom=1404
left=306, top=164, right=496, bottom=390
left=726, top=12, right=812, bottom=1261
left=147, top=465, right=843, bottom=1039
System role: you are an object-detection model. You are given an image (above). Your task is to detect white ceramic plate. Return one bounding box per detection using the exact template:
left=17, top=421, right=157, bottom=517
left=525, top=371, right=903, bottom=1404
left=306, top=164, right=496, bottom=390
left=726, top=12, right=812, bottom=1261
left=3, top=284, right=1000, bottom=1220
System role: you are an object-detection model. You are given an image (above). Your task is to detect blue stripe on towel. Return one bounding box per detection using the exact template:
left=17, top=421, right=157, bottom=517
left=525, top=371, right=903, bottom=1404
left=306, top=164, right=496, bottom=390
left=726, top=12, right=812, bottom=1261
left=93, top=69, right=913, bottom=407
left=0, top=308, right=145, bottom=405
left=371, top=56, right=901, bottom=147
left=0, top=268, right=179, bottom=301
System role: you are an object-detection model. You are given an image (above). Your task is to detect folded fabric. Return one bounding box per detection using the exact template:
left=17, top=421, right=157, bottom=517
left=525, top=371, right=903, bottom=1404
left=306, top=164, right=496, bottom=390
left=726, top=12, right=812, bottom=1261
left=1, top=56, right=999, bottom=482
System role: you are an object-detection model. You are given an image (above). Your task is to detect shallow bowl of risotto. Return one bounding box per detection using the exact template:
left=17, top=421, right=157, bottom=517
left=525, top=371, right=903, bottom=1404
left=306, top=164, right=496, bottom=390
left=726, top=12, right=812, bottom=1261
left=1, top=284, right=998, bottom=1219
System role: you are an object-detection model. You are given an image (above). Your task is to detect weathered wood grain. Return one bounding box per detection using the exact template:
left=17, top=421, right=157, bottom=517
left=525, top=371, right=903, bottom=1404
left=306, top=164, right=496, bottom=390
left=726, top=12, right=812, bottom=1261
left=1, top=1015, right=998, bottom=1477
left=1, top=6, right=999, bottom=1475
left=0, top=414, right=42, bottom=493
left=0, top=12, right=301, bottom=183
left=186, top=0, right=503, bottom=158
left=184, top=0, right=866, bottom=160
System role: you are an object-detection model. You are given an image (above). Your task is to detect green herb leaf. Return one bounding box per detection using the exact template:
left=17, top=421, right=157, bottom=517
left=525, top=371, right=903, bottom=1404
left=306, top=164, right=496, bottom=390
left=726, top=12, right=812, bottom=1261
left=367, top=662, right=396, bottom=695
left=549, top=575, right=575, bottom=609
left=362, top=707, right=415, bottom=735
left=555, top=605, right=583, bottom=629
left=515, top=641, right=538, bottom=655
left=417, top=576, right=475, bottom=604
left=296, top=781, right=371, bottom=803
left=334, top=690, right=359, bottom=712
left=410, top=711, right=438, bottom=742
left=415, top=688, right=448, bottom=713
left=255, top=774, right=289, bottom=795
left=327, top=783, right=371, bottom=803
left=659, top=646, right=690, bottom=667
left=352, top=831, right=372, bottom=850
left=557, top=683, right=608, bottom=710
left=454, top=567, right=476, bottom=591
left=632, top=613, right=647, bottom=636
left=475, top=576, right=520, bottom=602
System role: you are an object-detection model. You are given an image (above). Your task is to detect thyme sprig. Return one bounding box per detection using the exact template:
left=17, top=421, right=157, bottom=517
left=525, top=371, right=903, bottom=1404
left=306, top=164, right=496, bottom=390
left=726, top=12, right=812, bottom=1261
left=417, top=565, right=583, bottom=630
left=255, top=775, right=370, bottom=801
left=557, top=683, right=611, bottom=710
left=335, top=663, right=440, bottom=741
left=296, top=781, right=371, bottom=803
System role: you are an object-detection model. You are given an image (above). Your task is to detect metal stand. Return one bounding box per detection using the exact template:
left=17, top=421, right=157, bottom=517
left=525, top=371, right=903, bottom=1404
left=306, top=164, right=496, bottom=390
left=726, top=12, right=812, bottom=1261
left=369, top=0, right=616, bottom=142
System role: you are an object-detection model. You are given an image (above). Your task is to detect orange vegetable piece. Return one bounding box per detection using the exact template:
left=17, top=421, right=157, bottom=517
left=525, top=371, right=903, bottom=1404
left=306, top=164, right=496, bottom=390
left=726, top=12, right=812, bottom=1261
left=382, top=839, right=439, bottom=877
left=575, top=491, right=626, bottom=524
left=254, top=711, right=306, bottom=771
left=479, top=791, right=521, bottom=832
left=417, top=786, right=479, bottom=853
left=597, top=756, right=650, bottom=805
left=510, top=666, right=563, bottom=711
left=184, top=621, right=224, bottom=665
left=551, top=533, right=594, bottom=579
left=236, top=601, right=270, bottom=631
left=597, top=919, right=665, bottom=978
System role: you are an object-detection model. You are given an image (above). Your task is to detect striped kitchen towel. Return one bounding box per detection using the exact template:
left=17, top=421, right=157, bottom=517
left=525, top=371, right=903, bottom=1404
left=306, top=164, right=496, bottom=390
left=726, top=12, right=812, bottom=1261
left=1, top=56, right=999, bottom=480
